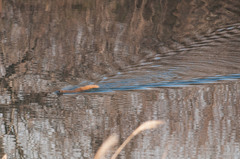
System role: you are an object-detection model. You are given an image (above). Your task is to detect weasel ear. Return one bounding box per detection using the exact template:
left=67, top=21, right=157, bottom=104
left=55, top=90, right=63, bottom=96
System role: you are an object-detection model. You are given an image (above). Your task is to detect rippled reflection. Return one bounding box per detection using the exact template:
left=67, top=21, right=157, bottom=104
left=1, top=82, right=240, bottom=158
left=0, top=0, right=240, bottom=158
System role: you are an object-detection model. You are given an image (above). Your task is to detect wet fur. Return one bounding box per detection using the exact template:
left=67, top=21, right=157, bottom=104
left=57, top=85, right=99, bottom=95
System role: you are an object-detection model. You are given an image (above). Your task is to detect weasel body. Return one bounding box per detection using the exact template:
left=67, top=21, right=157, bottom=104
left=57, top=85, right=99, bottom=94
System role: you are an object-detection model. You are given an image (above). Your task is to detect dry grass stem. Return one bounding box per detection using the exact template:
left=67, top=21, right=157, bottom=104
left=111, top=120, right=164, bottom=159
left=2, top=154, right=7, bottom=159
left=161, top=144, right=168, bottom=159
left=94, top=134, right=118, bottom=159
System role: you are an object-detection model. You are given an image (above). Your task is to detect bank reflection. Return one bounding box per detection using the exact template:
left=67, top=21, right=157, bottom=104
left=0, top=0, right=240, bottom=158
left=0, top=80, right=239, bottom=158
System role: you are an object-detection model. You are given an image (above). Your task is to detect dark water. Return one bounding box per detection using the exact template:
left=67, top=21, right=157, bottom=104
left=0, top=0, right=240, bottom=159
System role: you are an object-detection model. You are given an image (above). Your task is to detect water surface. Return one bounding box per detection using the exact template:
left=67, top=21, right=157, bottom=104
left=0, top=0, right=240, bottom=159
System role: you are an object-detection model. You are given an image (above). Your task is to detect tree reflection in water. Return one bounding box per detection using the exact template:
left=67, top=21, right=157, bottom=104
left=0, top=0, right=240, bottom=158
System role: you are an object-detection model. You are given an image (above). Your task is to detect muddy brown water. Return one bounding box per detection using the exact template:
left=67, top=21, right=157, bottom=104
left=0, top=0, right=240, bottom=159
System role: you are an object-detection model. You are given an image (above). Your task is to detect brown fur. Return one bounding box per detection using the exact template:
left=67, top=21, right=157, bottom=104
left=59, top=85, right=99, bottom=93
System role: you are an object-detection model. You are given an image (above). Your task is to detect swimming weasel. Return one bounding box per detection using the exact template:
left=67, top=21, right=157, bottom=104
left=56, top=85, right=99, bottom=95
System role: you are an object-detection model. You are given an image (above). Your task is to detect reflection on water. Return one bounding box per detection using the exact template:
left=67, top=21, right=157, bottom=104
left=0, top=0, right=240, bottom=158
left=1, top=83, right=240, bottom=158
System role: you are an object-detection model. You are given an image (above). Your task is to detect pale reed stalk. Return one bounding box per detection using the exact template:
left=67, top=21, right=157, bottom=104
left=110, top=120, right=164, bottom=159
left=94, top=134, right=118, bottom=159
left=1, top=154, right=7, bottom=159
